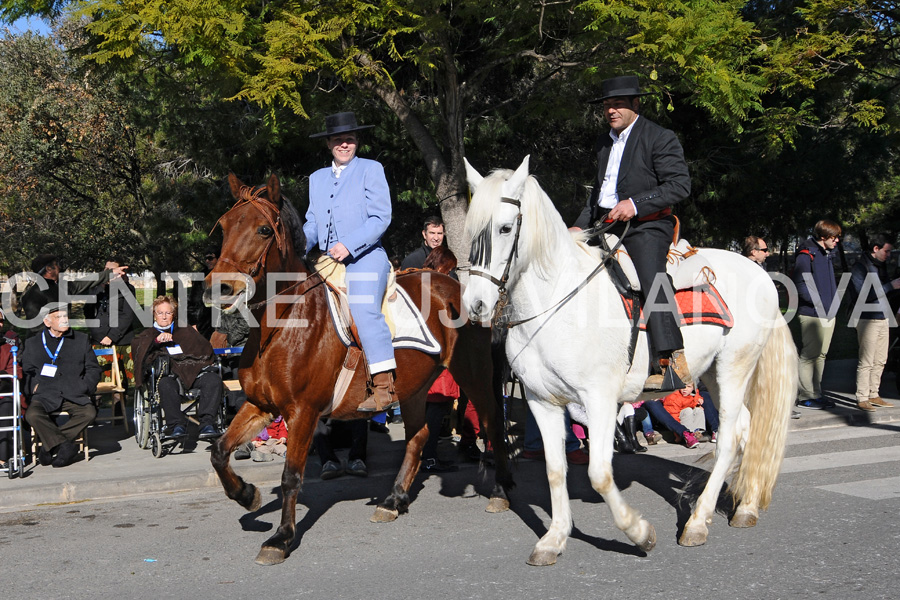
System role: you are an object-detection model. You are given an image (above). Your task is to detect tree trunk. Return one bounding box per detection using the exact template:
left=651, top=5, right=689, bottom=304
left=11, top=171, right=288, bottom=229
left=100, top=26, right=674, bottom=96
left=357, top=51, right=472, bottom=270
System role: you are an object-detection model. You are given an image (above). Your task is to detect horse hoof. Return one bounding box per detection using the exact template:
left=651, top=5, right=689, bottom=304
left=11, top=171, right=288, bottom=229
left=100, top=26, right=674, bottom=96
left=254, top=546, right=286, bottom=566
left=370, top=506, right=399, bottom=523
left=636, top=523, right=657, bottom=552
left=679, top=526, right=708, bottom=547
left=526, top=548, right=559, bottom=566
left=246, top=486, right=262, bottom=512
left=730, top=512, right=758, bottom=528
left=485, top=497, right=510, bottom=513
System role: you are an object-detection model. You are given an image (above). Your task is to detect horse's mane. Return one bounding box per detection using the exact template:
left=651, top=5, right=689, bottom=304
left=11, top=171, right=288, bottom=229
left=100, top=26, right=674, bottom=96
left=465, top=168, right=573, bottom=276
left=275, top=193, right=308, bottom=261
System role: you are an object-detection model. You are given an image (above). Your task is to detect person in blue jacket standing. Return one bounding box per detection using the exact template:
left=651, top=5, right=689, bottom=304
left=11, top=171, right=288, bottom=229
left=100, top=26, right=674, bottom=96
left=304, top=112, right=397, bottom=412
left=792, top=219, right=842, bottom=410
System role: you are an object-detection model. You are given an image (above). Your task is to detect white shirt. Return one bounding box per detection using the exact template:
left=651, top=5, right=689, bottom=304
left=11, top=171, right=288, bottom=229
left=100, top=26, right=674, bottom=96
left=597, top=116, right=639, bottom=210
left=331, top=162, right=349, bottom=179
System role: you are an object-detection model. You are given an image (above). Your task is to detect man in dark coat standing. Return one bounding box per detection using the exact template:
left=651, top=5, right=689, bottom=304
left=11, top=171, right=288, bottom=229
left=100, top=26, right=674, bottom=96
left=85, top=263, right=138, bottom=348
left=574, top=75, right=692, bottom=391
left=20, top=254, right=128, bottom=334
left=22, top=303, right=101, bottom=467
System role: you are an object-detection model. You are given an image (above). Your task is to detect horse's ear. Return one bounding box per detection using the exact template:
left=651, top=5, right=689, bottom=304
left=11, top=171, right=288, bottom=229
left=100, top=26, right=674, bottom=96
left=464, top=158, right=484, bottom=191
left=228, top=173, right=244, bottom=200
left=267, top=173, right=282, bottom=206
left=503, top=155, right=530, bottom=199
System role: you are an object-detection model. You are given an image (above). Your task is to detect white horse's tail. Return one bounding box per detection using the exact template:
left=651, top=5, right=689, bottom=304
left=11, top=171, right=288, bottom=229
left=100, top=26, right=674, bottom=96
left=731, top=315, right=798, bottom=509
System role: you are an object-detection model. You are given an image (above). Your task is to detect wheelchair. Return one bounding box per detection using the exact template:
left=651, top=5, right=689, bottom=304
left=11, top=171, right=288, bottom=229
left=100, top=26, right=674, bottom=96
left=0, top=347, right=25, bottom=478
left=133, top=352, right=230, bottom=458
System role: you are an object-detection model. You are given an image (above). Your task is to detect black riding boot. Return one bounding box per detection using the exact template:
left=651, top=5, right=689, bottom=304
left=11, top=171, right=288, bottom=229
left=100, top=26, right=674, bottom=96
left=615, top=422, right=635, bottom=454
left=624, top=415, right=647, bottom=453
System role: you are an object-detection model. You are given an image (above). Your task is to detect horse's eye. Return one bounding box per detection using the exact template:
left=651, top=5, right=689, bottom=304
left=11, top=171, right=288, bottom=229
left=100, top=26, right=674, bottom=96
left=258, top=225, right=274, bottom=237
left=499, top=224, right=513, bottom=235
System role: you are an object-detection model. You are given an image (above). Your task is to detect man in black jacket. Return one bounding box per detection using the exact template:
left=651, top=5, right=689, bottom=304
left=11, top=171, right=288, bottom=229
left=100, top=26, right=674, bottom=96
left=848, top=233, right=900, bottom=412
left=574, top=75, right=692, bottom=391
left=22, top=303, right=101, bottom=467
left=85, top=261, right=138, bottom=347
left=400, top=216, right=445, bottom=270
left=20, top=254, right=128, bottom=334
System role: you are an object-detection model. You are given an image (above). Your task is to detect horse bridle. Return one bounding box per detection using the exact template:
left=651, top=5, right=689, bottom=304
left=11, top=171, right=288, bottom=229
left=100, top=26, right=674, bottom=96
left=469, top=196, right=524, bottom=325
left=470, top=194, right=627, bottom=329
left=213, top=185, right=288, bottom=278
left=211, top=185, right=326, bottom=310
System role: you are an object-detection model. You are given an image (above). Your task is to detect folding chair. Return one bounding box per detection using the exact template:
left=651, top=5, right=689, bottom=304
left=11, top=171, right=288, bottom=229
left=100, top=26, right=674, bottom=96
left=93, top=347, right=130, bottom=432
left=31, top=413, right=90, bottom=463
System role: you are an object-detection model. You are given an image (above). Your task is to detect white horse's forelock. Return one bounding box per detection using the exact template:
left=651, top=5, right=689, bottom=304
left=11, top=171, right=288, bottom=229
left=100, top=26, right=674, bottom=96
left=465, top=168, right=572, bottom=276
left=464, top=168, right=510, bottom=242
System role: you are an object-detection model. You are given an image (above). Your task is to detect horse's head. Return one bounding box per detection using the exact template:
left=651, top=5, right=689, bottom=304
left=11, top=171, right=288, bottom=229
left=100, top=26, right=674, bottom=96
left=462, top=156, right=532, bottom=323
left=203, top=173, right=306, bottom=310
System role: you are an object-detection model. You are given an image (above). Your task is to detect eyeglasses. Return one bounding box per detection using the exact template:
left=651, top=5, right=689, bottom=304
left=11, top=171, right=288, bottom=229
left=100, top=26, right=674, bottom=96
left=756, top=247, right=769, bottom=253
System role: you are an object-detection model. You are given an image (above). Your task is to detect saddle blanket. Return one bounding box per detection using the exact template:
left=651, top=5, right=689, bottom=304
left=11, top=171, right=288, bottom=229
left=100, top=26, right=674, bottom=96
left=621, top=283, right=734, bottom=330
left=324, top=280, right=442, bottom=355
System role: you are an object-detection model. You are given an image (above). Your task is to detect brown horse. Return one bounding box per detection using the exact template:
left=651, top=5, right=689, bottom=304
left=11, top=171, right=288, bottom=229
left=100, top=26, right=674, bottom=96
left=205, top=173, right=513, bottom=565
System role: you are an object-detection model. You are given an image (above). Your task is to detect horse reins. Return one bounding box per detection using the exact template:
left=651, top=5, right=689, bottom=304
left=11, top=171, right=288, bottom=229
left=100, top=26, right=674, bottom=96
left=472, top=194, right=628, bottom=330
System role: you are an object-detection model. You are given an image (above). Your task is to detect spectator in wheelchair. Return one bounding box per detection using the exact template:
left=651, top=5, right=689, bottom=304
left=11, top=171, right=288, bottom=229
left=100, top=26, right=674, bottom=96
left=21, top=302, right=101, bottom=468
left=132, top=295, right=223, bottom=439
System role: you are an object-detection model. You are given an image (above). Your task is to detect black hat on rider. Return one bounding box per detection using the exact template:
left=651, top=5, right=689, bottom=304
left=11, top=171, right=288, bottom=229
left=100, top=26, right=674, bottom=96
left=588, top=75, right=651, bottom=103
left=309, top=112, right=375, bottom=139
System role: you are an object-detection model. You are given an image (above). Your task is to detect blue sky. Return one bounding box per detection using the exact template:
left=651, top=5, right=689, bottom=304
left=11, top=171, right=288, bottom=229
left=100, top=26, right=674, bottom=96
left=7, top=16, right=52, bottom=36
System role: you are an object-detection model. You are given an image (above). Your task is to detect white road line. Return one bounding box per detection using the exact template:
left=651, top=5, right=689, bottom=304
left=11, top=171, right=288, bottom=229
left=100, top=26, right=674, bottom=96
left=817, top=476, right=900, bottom=500
left=787, top=426, right=899, bottom=446
left=781, top=446, right=900, bottom=474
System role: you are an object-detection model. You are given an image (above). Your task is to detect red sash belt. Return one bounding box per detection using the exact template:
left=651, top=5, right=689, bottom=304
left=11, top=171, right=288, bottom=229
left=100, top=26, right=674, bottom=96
left=604, top=207, right=672, bottom=223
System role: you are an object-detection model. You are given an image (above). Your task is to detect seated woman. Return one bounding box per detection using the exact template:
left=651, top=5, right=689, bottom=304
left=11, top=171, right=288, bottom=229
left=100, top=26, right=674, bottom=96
left=132, top=295, right=223, bottom=439
left=643, top=382, right=719, bottom=449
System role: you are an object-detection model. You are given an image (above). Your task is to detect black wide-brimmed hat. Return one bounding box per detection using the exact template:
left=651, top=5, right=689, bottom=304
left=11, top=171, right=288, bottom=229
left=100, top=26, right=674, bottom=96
left=309, top=112, right=375, bottom=139
left=31, top=253, right=58, bottom=275
left=588, top=75, right=651, bottom=103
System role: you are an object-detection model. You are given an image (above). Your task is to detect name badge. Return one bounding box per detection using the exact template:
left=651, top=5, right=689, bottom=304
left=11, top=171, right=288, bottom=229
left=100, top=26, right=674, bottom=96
left=41, top=363, right=58, bottom=377
left=166, top=344, right=184, bottom=355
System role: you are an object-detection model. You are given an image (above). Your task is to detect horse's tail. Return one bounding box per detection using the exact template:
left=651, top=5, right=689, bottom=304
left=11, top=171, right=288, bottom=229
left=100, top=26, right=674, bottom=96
left=731, top=315, right=798, bottom=509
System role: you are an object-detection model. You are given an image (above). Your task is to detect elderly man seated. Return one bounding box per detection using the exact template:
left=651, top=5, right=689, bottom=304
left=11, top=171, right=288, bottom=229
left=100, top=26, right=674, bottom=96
left=132, top=295, right=223, bottom=439
left=22, top=302, right=101, bottom=468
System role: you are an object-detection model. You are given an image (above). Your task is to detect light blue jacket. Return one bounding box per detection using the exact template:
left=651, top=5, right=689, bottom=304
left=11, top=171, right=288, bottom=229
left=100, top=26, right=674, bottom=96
left=304, top=157, right=392, bottom=258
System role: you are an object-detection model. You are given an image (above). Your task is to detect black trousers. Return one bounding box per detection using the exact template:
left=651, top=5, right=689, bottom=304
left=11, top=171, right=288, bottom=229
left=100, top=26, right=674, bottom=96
left=158, top=372, right=222, bottom=428
left=610, top=217, right=683, bottom=354
left=26, top=399, right=97, bottom=451
left=314, top=418, right=367, bottom=464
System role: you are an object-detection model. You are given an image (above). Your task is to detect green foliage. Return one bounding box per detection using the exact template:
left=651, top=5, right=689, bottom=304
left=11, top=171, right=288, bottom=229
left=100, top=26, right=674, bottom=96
left=1, top=0, right=899, bottom=261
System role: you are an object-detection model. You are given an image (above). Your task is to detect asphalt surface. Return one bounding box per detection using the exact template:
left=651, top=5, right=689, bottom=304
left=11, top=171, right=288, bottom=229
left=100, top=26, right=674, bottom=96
left=2, top=358, right=898, bottom=512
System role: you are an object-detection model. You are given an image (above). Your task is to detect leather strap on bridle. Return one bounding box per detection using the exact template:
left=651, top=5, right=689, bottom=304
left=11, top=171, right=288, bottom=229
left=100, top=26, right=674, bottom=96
left=469, top=196, right=522, bottom=321
left=212, top=185, right=287, bottom=278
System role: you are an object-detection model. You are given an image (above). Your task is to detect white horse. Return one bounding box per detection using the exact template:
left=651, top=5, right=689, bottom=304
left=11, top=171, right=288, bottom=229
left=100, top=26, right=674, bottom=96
left=462, top=156, right=798, bottom=566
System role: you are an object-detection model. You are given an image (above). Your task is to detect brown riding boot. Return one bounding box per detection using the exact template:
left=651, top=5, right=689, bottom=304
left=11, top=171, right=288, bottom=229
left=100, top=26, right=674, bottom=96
left=358, top=371, right=399, bottom=413
left=644, top=350, right=692, bottom=393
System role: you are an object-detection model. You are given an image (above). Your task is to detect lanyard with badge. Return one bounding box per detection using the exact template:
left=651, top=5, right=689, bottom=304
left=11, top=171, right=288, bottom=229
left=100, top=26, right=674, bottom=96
left=40, top=332, right=63, bottom=377
left=157, top=324, right=183, bottom=355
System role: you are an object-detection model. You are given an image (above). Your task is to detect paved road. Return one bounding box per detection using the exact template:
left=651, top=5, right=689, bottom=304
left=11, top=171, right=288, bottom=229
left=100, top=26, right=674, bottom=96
left=2, top=419, right=899, bottom=600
